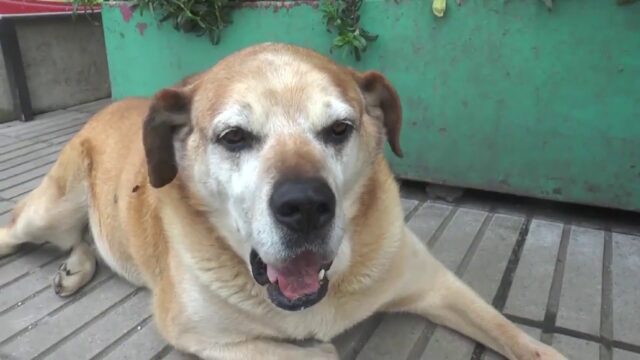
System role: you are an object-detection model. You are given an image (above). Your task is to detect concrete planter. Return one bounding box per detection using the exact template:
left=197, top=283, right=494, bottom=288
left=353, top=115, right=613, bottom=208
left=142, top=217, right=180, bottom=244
left=0, top=14, right=111, bottom=122
left=102, top=1, right=640, bottom=212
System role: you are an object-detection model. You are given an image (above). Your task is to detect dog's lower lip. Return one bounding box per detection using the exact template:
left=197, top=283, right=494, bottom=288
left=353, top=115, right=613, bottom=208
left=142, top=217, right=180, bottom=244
left=249, top=249, right=333, bottom=310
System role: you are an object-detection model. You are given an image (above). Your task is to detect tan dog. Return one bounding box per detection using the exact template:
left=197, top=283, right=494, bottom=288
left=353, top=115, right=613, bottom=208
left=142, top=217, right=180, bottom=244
left=0, top=43, right=566, bottom=360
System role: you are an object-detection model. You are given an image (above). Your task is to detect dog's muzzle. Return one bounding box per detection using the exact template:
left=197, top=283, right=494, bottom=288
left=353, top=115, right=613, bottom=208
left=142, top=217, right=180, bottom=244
left=250, top=177, right=337, bottom=311
left=251, top=249, right=333, bottom=311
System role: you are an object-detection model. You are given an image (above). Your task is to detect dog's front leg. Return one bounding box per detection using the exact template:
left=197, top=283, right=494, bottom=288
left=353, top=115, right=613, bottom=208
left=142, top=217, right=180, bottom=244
left=385, top=230, right=566, bottom=360
left=174, top=338, right=338, bottom=360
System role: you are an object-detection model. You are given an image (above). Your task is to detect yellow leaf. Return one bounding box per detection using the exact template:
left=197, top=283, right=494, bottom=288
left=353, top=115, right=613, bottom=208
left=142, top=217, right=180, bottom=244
left=432, top=0, right=446, bottom=17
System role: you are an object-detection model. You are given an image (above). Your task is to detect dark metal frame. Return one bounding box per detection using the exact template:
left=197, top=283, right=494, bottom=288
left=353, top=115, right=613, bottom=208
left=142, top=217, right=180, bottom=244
left=0, top=16, right=33, bottom=121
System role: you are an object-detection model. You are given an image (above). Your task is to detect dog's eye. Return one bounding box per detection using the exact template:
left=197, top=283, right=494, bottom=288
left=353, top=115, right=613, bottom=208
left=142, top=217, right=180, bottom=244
left=219, top=127, right=251, bottom=151
left=322, top=120, right=353, bottom=145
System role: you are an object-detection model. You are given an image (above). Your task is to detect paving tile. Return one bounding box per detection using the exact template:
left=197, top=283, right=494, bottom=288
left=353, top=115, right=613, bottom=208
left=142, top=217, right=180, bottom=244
left=356, top=314, right=427, bottom=360
left=337, top=198, right=425, bottom=360
left=462, top=214, right=523, bottom=302
left=504, top=219, right=563, bottom=321
left=429, top=208, right=488, bottom=270
left=407, top=202, right=453, bottom=245
left=556, top=226, right=604, bottom=336
left=334, top=316, right=381, bottom=360
left=102, top=320, right=168, bottom=360
left=417, top=214, right=523, bottom=359
left=419, top=326, right=475, bottom=360
left=614, top=349, right=640, bottom=360
left=612, top=233, right=640, bottom=345
left=46, top=290, right=152, bottom=360
left=552, top=335, right=599, bottom=360
left=400, top=198, right=419, bottom=216
left=0, top=277, right=136, bottom=359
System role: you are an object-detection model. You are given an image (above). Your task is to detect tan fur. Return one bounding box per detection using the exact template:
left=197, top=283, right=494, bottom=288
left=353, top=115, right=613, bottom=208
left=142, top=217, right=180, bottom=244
left=0, top=43, right=566, bottom=360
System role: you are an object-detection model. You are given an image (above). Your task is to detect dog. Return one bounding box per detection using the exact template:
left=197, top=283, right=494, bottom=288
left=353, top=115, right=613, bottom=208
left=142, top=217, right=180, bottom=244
left=0, top=43, right=566, bottom=360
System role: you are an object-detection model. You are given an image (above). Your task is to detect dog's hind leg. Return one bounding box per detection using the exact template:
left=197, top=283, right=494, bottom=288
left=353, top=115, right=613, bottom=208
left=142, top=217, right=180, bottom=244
left=0, top=138, right=96, bottom=296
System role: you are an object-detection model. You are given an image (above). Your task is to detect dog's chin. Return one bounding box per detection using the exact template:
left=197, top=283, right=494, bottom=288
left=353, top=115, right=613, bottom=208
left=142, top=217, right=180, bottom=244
left=250, top=249, right=333, bottom=311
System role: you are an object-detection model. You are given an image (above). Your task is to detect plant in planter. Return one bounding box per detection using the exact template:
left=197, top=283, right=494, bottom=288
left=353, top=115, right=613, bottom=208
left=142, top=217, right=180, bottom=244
left=72, top=0, right=378, bottom=61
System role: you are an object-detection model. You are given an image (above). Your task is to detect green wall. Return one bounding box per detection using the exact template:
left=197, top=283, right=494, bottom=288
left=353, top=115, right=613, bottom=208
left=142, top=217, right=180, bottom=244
left=102, top=1, right=640, bottom=212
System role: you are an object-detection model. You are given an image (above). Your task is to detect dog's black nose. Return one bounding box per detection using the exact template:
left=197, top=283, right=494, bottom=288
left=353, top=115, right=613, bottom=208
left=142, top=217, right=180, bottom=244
left=269, top=178, right=336, bottom=233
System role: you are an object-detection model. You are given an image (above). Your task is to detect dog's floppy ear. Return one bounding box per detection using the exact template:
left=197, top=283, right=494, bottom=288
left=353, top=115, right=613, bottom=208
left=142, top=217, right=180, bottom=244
left=352, top=70, right=403, bottom=158
left=143, top=87, right=192, bottom=188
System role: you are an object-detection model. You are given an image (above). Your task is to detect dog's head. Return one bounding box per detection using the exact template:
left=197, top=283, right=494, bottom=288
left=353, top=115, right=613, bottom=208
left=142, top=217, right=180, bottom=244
left=143, top=43, right=403, bottom=311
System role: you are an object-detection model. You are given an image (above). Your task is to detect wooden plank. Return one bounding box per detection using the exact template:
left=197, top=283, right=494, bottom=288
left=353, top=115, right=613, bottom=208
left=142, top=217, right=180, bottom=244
left=0, top=268, right=112, bottom=343
left=0, top=149, right=56, bottom=182
left=0, top=278, right=136, bottom=359
left=45, top=291, right=152, bottom=360
left=5, top=115, right=85, bottom=139
left=0, top=162, right=52, bottom=191
left=0, top=139, right=41, bottom=155
left=0, top=141, right=49, bottom=164
left=504, top=219, right=563, bottom=321
left=556, top=226, right=604, bottom=336
left=0, top=144, right=63, bottom=172
left=65, top=98, right=111, bottom=114
left=1, top=176, right=43, bottom=200
left=0, top=259, right=61, bottom=313
left=28, top=123, right=84, bottom=143
left=612, top=233, right=640, bottom=345
left=50, top=131, right=80, bottom=145
left=102, top=320, right=168, bottom=360
left=0, top=244, right=62, bottom=286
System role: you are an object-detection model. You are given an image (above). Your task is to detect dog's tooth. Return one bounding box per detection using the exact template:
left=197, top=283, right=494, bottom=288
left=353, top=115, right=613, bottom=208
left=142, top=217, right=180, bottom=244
left=318, top=269, right=325, bottom=280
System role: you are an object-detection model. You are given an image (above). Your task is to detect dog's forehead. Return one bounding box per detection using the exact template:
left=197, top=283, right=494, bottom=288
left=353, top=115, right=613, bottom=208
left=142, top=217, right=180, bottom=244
left=193, top=47, right=363, bottom=132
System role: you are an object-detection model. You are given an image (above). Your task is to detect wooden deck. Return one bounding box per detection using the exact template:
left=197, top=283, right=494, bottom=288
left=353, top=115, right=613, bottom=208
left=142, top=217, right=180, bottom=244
left=0, top=101, right=639, bottom=360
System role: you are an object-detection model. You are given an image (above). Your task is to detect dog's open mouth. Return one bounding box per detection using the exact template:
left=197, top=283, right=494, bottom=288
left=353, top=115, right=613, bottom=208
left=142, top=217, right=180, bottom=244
left=250, top=249, right=332, bottom=311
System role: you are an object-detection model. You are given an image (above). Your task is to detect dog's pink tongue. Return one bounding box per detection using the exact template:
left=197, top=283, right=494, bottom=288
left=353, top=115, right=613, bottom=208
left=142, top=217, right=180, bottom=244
left=266, top=252, right=321, bottom=301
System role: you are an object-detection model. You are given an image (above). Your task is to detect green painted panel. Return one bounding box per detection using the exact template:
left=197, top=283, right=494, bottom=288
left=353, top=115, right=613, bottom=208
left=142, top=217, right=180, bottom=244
left=102, top=0, right=640, bottom=212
